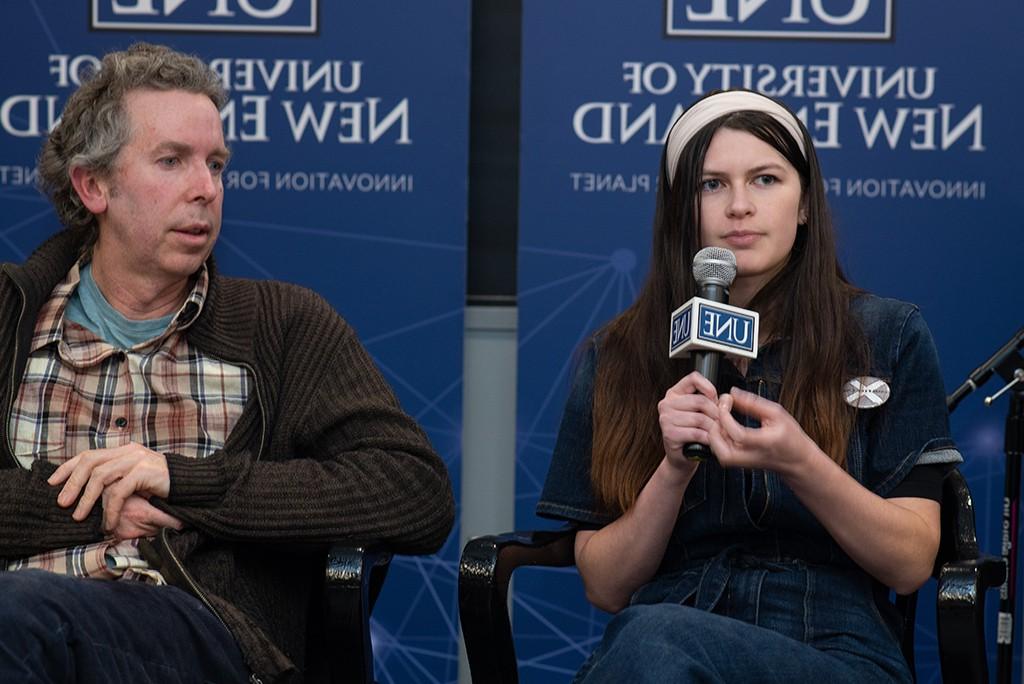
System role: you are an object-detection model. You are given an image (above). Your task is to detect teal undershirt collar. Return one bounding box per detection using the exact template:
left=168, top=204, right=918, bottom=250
left=64, top=263, right=174, bottom=349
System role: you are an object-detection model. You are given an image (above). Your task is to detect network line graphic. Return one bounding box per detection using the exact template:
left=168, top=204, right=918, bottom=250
left=512, top=242, right=640, bottom=681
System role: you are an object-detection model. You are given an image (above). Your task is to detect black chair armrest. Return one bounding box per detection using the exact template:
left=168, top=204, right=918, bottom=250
left=936, top=555, right=1006, bottom=684
left=324, top=544, right=393, bottom=684
left=459, top=528, right=577, bottom=684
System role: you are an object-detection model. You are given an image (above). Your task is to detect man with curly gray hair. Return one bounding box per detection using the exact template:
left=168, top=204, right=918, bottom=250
left=0, top=43, right=454, bottom=683
left=38, top=42, right=228, bottom=249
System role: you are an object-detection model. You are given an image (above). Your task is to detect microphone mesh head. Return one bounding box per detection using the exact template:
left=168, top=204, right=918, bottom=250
left=692, top=247, right=737, bottom=287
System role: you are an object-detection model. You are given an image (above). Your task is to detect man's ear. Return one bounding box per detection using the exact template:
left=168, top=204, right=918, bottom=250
left=69, top=165, right=110, bottom=215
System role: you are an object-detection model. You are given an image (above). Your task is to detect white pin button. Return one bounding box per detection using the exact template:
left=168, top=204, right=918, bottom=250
left=843, top=376, right=891, bottom=408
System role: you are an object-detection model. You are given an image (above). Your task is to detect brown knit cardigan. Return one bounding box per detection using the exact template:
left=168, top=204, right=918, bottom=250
left=0, top=229, right=455, bottom=683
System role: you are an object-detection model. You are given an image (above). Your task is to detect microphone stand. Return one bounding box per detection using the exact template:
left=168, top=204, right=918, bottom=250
left=997, top=375, right=1024, bottom=684
left=949, top=339, right=1024, bottom=684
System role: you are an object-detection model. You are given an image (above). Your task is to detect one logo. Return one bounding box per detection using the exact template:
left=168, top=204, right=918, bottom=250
left=665, top=0, right=893, bottom=40
left=670, top=305, right=693, bottom=350
left=843, top=376, right=891, bottom=408
left=695, top=302, right=755, bottom=353
left=669, top=298, right=759, bottom=359
left=91, top=0, right=318, bottom=34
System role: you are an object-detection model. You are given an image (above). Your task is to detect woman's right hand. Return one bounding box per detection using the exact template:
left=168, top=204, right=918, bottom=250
left=658, top=371, right=720, bottom=474
left=577, top=371, right=718, bottom=612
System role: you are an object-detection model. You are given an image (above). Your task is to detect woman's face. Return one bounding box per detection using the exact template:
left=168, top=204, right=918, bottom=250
left=697, top=127, right=803, bottom=307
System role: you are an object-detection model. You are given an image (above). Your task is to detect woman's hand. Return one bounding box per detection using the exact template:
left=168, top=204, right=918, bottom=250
left=708, top=387, right=816, bottom=476
left=578, top=371, right=716, bottom=612
left=658, top=371, right=719, bottom=477
left=709, top=388, right=940, bottom=594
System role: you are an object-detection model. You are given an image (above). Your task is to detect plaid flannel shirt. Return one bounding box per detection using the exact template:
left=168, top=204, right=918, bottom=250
left=6, top=261, right=251, bottom=580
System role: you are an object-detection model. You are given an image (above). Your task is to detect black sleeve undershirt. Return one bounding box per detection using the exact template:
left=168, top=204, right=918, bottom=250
left=885, top=463, right=955, bottom=502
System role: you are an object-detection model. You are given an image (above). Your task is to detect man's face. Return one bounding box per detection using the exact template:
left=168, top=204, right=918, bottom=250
left=93, top=88, right=228, bottom=289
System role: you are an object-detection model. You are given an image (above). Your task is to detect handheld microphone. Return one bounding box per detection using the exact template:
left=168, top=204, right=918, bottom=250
left=667, top=247, right=759, bottom=460
left=947, top=327, right=1024, bottom=412
left=684, top=248, right=734, bottom=460
left=689, top=247, right=736, bottom=400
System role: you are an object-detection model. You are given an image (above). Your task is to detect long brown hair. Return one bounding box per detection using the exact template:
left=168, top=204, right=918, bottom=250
left=590, top=91, right=868, bottom=515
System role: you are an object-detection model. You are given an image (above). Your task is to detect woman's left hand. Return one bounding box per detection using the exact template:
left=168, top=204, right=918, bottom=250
left=708, top=387, right=817, bottom=475
left=711, top=388, right=940, bottom=595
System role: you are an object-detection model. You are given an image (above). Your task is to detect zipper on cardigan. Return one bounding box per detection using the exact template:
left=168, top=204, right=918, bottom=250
left=2, top=265, right=27, bottom=469
left=238, top=361, right=266, bottom=463
left=155, top=364, right=267, bottom=682
left=156, top=529, right=273, bottom=682
left=159, top=528, right=232, bottom=632
left=214, top=359, right=266, bottom=464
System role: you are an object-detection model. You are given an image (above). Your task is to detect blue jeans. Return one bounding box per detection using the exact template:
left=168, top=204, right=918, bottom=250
left=575, top=550, right=912, bottom=684
left=575, top=603, right=910, bottom=683
left=0, top=570, right=251, bottom=683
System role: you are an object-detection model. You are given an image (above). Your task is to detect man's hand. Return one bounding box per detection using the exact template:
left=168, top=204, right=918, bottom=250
left=47, top=443, right=171, bottom=531
left=109, top=494, right=184, bottom=539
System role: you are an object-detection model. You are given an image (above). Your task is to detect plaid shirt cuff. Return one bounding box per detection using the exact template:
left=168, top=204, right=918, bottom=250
left=6, top=539, right=121, bottom=579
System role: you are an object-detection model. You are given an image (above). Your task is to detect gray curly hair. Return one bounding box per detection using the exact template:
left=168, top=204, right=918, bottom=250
left=37, top=42, right=227, bottom=247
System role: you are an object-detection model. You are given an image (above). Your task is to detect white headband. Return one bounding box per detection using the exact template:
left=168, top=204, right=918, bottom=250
left=664, top=91, right=807, bottom=187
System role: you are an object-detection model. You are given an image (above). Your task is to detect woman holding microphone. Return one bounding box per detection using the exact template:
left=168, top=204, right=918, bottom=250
left=537, top=89, right=960, bottom=682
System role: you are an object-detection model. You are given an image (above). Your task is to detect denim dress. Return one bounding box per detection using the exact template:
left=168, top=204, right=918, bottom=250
left=537, top=295, right=961, bottom=683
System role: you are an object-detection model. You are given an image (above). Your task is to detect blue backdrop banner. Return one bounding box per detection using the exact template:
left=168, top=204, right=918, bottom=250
left=516, top=1, right=1023, bottom=681
left=0, top=2, right=469, bottom=682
